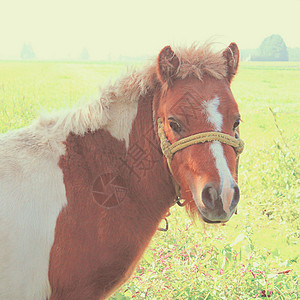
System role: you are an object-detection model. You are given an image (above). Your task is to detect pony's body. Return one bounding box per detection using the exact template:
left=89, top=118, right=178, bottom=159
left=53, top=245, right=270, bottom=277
left=0, top=43, right=242, bottom=299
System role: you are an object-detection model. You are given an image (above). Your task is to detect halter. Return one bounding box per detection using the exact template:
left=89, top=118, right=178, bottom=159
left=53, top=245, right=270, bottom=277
left=157, top=118, right=244, bottom=206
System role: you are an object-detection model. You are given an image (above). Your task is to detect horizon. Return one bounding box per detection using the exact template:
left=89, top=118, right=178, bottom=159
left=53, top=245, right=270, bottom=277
left=4, top=36, right=300, bottom=62
left=1, top=0, right=300, bottom=60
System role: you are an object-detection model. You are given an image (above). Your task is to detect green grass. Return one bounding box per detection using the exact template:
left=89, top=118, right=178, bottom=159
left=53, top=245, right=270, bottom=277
left=0, top=61, right=299, bottom=299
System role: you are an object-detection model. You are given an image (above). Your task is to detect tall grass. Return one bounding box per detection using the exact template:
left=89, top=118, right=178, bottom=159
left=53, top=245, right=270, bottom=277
left=0, top=61, right=299, bottom=299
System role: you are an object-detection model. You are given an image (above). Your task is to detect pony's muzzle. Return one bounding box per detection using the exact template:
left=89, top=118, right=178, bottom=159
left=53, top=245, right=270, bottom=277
left=200, top=182, right=240, bottom=223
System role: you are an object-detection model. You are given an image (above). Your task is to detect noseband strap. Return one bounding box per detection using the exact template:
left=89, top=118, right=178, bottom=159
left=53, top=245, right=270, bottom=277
left=157, top=118, right=244, bottom=204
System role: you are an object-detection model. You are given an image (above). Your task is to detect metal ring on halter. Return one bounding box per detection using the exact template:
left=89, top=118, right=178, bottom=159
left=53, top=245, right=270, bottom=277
left=158, top=211, right=171, bottom=231
left=157, top=218, right=169, bottom=231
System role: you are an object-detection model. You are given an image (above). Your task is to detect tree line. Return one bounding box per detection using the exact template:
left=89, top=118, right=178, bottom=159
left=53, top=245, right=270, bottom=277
left=241, top=34, right=300, bottom=61
left=20, top=35, right=300, bottom=62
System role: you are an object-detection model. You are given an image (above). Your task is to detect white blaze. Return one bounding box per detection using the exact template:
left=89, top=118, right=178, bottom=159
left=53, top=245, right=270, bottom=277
left=202, top=96, right=234, bottom=213
left=202, top=97, right=223, bottom=131
left=209, top=142, right=234, bottom=213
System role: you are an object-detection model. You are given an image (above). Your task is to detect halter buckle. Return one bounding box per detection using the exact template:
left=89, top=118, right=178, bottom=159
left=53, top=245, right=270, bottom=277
left=175, top=196, right=187, bottom=207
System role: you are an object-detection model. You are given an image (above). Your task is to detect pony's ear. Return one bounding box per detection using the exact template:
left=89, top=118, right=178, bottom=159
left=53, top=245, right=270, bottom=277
left=223, top=43, right=239, bottom=83
left=157, top=46, right=180, bottom=84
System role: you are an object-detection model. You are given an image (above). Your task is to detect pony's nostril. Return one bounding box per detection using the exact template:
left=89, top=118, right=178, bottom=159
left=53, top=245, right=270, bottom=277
left=201, top=183, right=219, bottom=210
left=230, top=184, right=240, bottom=210
left=200, top=183, right=240, bottom=223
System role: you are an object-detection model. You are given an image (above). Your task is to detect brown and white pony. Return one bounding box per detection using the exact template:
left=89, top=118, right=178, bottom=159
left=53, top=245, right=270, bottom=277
left=0, top=42, right=242, bottom=299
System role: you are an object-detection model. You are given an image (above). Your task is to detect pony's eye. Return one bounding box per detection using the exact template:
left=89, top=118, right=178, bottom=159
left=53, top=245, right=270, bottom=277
left=169, top=119, right=181, bottom=133
left=233, top=119, right=240, bottom=130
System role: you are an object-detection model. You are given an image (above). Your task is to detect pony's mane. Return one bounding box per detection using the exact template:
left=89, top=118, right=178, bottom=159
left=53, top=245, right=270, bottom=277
left=173, top=43, right=227, bottom=81
left=36, top=43, right=227, bottom=141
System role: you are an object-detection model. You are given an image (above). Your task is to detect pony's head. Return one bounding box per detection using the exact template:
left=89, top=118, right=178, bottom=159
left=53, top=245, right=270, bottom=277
left=154, top=43, right=242, bottom=223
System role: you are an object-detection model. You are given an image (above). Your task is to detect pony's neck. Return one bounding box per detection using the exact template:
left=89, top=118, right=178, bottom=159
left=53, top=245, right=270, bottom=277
left=126, top=93, right=175, bottom=220
left=49, top=92, right=176, bottom=299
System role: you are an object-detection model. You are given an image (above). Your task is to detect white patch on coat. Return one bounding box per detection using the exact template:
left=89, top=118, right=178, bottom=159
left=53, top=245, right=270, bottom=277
left=105, top=101, right=138, bottom=149
left=0, top=126, right=67, bottom=300
left=202, top=96, right=234, bottom=214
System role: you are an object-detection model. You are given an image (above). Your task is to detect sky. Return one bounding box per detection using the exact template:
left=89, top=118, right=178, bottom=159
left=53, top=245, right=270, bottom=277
left=0, top=0, right=300, bottom=60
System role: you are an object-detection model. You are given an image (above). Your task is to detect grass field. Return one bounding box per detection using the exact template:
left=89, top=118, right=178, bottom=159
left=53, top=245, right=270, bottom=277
left=0, top=60, right=299, bottom=299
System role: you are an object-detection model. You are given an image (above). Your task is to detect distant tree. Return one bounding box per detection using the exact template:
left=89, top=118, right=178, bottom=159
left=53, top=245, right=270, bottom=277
left=20, top=43, right=36, bottom=60
left=252, top=34, right=288, bottom=61
left=79, top=48, right=90, bottom=60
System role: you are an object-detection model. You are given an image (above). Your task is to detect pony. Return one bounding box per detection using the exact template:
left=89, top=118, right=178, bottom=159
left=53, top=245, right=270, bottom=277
left=0, top=42, right=243, bottom=299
